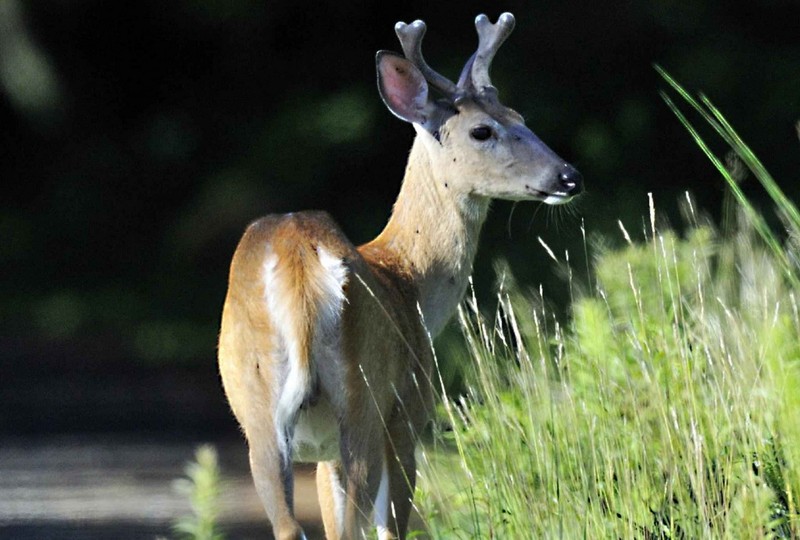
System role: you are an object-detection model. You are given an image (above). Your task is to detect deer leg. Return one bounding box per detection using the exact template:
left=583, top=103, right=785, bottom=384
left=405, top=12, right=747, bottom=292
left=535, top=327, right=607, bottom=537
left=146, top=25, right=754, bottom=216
left=373, top=453, right=394, bottom=540
left=317, top=460, right=346, bottom=539
left=247, top=422, right=305, bottom=540
left=339, top=410, right=385, bottom=538
left=379, top=413, right=419, bottom=540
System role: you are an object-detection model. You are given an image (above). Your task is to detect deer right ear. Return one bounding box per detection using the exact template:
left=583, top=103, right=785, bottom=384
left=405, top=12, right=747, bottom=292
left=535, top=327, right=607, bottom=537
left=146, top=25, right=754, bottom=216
left=376, top=51, right=430, bottom=125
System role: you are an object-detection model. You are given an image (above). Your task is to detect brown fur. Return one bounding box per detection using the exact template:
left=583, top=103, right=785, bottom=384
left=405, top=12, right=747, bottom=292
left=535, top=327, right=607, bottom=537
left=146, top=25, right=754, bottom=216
left=220, top=211, right=433, bottom=539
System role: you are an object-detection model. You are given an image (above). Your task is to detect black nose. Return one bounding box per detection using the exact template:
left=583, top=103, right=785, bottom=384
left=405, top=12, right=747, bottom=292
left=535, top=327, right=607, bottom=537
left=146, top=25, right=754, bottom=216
left=558, top=166, right=583, bottom=196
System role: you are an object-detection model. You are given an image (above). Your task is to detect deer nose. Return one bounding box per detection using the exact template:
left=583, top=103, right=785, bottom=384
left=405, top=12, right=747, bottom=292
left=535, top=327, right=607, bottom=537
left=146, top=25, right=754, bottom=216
left=558, top=166, right=583, bottom=196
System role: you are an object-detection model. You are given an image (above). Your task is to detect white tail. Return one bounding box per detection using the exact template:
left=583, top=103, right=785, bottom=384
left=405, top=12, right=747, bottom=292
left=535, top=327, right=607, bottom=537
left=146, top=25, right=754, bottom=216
left=218, top=13, right=582, bottom=539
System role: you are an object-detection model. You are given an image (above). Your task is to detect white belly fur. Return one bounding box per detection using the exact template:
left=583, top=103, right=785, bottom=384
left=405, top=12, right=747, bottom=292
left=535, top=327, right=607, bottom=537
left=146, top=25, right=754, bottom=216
left=292, top=395, right=341, bottom=462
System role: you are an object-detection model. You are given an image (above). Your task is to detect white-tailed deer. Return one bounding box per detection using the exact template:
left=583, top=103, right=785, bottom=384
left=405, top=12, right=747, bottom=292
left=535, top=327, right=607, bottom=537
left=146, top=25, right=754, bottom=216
left=218, top=12, right=582, bottom=540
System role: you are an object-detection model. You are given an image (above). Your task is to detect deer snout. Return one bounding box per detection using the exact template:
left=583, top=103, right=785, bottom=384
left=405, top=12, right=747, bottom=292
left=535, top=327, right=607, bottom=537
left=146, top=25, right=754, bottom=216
left=540, top=164, right=582, bottom=205
left=557, top=165, right=583, bottom=197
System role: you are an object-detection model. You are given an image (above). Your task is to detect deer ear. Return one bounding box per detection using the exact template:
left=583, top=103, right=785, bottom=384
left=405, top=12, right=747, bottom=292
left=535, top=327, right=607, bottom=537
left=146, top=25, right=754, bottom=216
left=376, top=51, right=429, bottom=125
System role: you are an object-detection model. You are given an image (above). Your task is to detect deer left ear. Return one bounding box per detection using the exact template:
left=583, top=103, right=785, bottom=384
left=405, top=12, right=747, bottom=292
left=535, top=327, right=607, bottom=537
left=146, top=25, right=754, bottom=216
left=376, top=51, right=430, bottom=125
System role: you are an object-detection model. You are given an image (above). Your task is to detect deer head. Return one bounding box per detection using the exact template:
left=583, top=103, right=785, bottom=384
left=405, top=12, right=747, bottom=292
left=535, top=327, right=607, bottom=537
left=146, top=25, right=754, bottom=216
left=377, top=13, right=582, bottom=205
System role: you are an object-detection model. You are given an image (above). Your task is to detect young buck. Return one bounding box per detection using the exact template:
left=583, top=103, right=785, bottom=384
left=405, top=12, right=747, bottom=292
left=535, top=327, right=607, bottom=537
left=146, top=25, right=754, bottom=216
left=218, top=12, right=582, bottom=540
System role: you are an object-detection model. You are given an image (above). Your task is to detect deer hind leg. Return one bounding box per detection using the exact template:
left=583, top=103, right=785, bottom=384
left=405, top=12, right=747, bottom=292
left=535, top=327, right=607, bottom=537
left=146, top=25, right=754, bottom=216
left=317, top=460, right=346, bottom=539
left=219, top=333, right=305, bottom=538
left=253, top=344, right=314, bottom=540
left=247, top=423, right=306, bottom=540
left=219, top=331, right=308, bottom=538
left=232, top=349, right=306, bottom=540
left=219, top=348, right=307, bottom=540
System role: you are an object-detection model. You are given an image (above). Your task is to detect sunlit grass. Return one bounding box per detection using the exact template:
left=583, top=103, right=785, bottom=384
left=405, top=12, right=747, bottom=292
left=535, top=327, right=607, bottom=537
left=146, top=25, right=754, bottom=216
left=420, top=205, right=799, bottom=538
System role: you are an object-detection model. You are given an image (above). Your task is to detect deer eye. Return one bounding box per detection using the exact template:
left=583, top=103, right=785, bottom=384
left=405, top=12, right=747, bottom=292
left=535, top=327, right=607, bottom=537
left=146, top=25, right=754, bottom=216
left=469, top=126, right=493, bottom=141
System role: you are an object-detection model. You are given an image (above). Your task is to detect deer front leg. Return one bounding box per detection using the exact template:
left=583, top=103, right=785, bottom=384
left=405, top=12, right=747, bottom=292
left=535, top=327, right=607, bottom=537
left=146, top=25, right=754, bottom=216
left=339, top=406, right=386, bottom=539
left=378, top=406, right=421, bottom=540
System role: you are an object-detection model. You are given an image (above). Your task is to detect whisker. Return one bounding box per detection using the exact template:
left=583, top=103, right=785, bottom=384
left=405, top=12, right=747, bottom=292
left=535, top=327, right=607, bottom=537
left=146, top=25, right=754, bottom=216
left=527, top=202, right=545, bottom=234
left=507, top=201, right=519, bottom=239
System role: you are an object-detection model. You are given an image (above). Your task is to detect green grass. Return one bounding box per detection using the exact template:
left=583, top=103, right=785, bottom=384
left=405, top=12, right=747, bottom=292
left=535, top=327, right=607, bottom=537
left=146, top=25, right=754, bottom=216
left=418, top=75, right=800, bottom=538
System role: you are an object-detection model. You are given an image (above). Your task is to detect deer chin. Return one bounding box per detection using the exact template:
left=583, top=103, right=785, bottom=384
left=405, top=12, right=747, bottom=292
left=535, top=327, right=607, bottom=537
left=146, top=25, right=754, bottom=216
left=543, top=193, right=575, bottom=205
left=506, top=186, right=570, bottom=204
left=476, top=181, right=579, bottom=203
left=522, top=184, right=579, bottom=205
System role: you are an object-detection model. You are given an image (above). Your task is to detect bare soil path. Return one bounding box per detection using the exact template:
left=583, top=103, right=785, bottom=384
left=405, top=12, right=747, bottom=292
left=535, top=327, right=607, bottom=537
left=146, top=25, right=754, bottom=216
left=0, top=436, right=324, bottom=539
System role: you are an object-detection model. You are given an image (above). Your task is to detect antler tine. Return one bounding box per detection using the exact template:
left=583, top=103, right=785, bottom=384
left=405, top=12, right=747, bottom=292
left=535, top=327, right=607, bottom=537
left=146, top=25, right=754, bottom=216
left=395, top=20, right=459, bottom=99
left=470, top=12, right=515, bottom=91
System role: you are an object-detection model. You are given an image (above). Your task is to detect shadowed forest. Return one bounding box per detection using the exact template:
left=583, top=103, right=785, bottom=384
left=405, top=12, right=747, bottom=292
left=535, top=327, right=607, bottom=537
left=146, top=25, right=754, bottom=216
left=2, top=0, right=798, bottom=439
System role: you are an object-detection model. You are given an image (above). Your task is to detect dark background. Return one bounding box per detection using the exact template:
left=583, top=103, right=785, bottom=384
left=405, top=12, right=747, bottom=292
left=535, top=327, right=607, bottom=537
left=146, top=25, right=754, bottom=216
left=2, top=0, right=799, bottom=438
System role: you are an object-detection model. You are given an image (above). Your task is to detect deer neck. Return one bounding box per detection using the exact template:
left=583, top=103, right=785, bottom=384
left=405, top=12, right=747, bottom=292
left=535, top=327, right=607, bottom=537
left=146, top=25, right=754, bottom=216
left=366, top=135, right=490, bottom=336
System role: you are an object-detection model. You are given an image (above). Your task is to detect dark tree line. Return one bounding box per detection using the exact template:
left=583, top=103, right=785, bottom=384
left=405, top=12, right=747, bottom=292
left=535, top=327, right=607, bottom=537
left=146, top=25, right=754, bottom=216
left=1, top=0, right=798, bottom=432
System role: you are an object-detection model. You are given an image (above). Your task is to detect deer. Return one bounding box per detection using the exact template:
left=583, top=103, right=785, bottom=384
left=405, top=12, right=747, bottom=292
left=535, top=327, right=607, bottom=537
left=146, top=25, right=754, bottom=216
left=218, top=12, right=582, bottom=540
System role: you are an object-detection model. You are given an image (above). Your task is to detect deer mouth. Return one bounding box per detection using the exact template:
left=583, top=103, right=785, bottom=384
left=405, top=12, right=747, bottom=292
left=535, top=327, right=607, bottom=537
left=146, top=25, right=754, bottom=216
left=525, top=187, right=572, bottom=205
left=543, top=193, right=574, bottom=205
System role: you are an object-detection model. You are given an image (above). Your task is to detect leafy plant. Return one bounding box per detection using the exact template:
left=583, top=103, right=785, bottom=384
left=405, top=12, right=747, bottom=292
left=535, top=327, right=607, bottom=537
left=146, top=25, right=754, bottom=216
left=172, top=445, right=225, bottom=540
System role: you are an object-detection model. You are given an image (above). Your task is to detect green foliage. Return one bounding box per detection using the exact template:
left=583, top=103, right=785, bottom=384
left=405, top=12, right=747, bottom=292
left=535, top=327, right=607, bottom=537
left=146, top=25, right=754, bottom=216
left=421, top=210, right=800, bottom=538
left=172, top=445, right=225, bottom=540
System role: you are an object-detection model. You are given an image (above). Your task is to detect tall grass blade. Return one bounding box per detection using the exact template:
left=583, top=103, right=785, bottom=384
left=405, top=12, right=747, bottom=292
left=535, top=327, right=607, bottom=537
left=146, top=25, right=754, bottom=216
left=656, top=66, right=800, bottom=287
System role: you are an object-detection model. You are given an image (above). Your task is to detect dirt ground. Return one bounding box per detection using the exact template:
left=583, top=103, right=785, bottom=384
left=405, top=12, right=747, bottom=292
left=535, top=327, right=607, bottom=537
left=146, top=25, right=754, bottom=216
left=0, top=435, right=324, bottom=539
